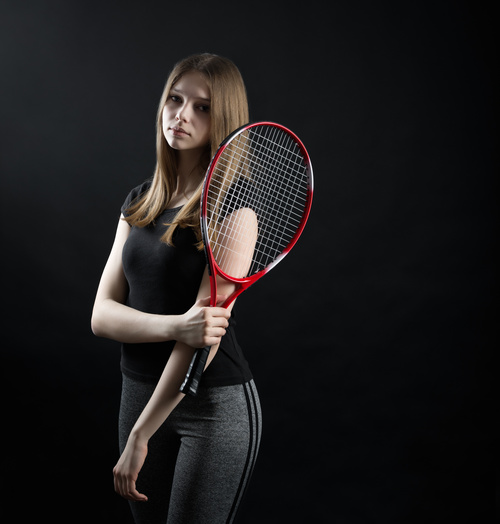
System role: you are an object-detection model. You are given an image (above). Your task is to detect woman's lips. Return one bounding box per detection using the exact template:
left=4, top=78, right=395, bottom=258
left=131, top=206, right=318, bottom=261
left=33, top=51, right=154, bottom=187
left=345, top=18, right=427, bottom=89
left=170, top=126, right=189, bottom=136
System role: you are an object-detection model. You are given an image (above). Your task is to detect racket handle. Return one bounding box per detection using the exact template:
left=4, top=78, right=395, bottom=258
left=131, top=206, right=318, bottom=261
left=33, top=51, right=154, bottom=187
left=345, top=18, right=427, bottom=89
left=180, top=346, right=211, bottom=396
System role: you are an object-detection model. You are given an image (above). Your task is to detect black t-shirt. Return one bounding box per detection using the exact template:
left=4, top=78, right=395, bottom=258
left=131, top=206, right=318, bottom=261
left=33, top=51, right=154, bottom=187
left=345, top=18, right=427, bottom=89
left=120, top=180, right=252, bottom=385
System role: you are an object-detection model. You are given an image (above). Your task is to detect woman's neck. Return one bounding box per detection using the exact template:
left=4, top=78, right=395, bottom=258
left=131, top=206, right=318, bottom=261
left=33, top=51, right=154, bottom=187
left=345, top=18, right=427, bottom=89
left=169, top=148, right=206, bottom=207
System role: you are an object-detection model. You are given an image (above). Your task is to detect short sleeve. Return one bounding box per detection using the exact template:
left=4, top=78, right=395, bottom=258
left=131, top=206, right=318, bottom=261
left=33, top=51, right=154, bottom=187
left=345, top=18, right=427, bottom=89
left=121, top=179, right=152, bottom=218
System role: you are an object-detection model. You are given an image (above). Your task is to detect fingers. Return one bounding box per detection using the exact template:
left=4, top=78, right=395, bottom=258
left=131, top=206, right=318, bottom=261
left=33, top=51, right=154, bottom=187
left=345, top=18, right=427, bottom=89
left=126, top=486, right=148, bottom=502
left=180, top=297, right=231, bottom=347
left=113, top=467, right=148, bottom=502
left=208, top=307, right=231, bottom=323
left=205, top=311, right=230, bottom=337
left=197, top=297, right=231, bottom=326
left=195, top=306, right=230, bottom=347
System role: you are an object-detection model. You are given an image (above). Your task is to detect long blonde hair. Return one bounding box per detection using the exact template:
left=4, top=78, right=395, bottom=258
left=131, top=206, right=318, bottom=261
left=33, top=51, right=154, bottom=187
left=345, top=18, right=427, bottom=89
left=124, top=53, right=249, bottom=247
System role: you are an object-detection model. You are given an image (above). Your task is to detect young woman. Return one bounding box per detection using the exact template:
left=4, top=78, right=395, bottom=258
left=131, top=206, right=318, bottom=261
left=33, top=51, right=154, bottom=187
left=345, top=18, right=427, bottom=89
left=92, top=54, right=262, bottom=524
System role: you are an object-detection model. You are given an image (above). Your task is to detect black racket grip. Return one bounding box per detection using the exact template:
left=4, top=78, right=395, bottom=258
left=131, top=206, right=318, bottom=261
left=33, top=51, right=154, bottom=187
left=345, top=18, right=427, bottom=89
left=180, top=346, right=210, bottom=396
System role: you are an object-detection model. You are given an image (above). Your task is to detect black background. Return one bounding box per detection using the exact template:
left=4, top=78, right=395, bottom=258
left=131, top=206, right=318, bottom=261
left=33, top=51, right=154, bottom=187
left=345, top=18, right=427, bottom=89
left=1, top=1, right=495, bottom=522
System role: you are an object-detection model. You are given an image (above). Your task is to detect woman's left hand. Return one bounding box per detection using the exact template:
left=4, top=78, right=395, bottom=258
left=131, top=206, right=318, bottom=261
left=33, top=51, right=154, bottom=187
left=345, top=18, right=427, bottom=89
left=113, top=434, right=149, bottom=502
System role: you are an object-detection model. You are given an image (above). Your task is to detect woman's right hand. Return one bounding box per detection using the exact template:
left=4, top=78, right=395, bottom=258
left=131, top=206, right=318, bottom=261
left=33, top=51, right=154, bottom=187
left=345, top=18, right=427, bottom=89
left=174, top=296, right=231, bottom=348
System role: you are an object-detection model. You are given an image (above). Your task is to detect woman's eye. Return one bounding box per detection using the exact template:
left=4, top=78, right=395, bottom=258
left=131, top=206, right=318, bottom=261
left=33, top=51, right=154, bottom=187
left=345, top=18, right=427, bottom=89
left=198, top=105, right=210, bottom=112
left=170, top=95, right=181, bottom=103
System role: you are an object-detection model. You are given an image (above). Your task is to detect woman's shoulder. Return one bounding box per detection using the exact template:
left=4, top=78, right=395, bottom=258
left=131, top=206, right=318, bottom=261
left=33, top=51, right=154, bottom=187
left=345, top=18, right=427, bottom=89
left=121, top=178, right=153, bottom=216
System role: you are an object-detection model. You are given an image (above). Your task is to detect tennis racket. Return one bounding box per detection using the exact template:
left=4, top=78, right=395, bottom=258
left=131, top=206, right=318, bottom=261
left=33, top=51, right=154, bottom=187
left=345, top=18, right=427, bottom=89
left=180, top=122, right=314, bottom=396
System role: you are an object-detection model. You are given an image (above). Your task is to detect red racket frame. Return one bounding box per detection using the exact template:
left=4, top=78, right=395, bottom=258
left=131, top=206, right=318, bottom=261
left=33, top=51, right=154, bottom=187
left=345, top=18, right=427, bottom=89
left=201, top=122, right=314, bottom=309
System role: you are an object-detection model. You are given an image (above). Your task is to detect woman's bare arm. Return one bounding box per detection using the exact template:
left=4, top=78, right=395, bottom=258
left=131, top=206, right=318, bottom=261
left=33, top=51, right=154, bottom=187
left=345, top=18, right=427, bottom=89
left=91, top=215, right=230, bottom=347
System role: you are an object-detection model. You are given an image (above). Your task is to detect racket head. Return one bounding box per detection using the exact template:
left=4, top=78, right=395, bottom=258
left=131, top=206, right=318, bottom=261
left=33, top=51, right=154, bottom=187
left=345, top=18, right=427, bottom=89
left=200, top=122, right=313, bottom=297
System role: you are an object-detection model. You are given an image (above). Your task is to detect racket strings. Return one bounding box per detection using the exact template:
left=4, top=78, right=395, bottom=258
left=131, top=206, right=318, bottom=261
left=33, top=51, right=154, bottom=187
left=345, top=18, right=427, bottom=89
left=210, top=130, right=308, bottom=228
left=208, top=129, right=308, bottom=275
left=216, top=138, right=307, bottom=247
left=206, top=125, right=309, bottom=278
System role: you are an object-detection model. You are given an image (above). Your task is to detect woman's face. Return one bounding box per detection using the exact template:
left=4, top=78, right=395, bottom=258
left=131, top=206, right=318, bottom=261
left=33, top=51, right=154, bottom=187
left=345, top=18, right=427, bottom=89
left=162, top=71, right=211, bottom=153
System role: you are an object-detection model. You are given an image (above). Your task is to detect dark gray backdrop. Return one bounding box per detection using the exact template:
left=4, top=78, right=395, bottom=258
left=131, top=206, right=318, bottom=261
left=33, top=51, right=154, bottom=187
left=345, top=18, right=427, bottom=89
left=1, top=1, right=495, bottom=522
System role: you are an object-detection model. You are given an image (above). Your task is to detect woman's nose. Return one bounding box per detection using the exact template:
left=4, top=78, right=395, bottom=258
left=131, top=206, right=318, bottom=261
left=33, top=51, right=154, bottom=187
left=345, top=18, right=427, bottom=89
left=176, top=104, right=189, bottom=122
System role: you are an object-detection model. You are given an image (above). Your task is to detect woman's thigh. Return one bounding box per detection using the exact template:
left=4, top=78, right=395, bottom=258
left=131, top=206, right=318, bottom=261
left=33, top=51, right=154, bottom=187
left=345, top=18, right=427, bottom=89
left=167, top=381, right=262, bottom=524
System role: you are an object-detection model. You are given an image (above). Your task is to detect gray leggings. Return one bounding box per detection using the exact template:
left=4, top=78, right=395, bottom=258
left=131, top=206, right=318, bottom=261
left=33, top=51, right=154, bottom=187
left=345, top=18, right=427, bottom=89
left=118, top=375, right=262, bottom=524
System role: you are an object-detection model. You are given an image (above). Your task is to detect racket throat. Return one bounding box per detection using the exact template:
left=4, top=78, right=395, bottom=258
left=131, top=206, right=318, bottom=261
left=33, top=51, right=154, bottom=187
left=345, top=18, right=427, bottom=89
left=221, top=281, right=251, bottom=309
